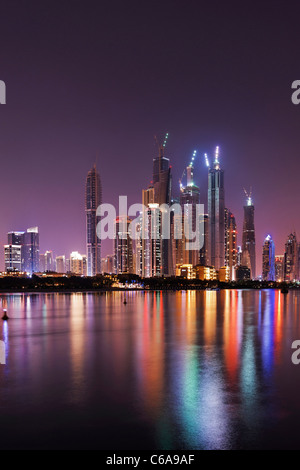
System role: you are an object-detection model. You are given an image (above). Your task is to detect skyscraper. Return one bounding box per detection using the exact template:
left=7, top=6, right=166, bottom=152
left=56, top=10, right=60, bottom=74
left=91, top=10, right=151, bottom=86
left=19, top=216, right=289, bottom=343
left=142, top=187, right=155, bottom=277
left=275, top=255, right=284, bottom=282
left=262, top=235, right=275, bottom=281
left=44, top=251, right=54, bottom=272
left=4, top=245, right=22, bottom=272
left=5, top=228, right=39, bottom=274
left=153, top=134, right=172, bottom=206
left=208, top=146, right=225, bottom=270
left=180, top=161, right=201, bottom=266
left=284, top=232, right=298, bottom=281
left=113, top=216, right=133, bottom=274
left=242, top=190, right=256, bottom=279
left=86, top=165, right=102, bottom=276
left=70, top=251, right=87, bottom=276
left=56, top=255, right=66, bottom=274
left=23, top=227, right=40, bottom=274
left=152, top=135, right=172, bottom=276
left=6, top=231, right=24, bottom=272
left=199, top=214, right=209, bottom=266
left=224, top=208, right=237, bottom=280
left=147, top=203, right=163, bottom=277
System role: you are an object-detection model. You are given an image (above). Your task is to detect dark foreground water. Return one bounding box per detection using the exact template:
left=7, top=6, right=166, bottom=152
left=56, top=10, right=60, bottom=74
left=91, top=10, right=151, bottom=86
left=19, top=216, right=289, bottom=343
left=0, top=290, right=300, bottom=449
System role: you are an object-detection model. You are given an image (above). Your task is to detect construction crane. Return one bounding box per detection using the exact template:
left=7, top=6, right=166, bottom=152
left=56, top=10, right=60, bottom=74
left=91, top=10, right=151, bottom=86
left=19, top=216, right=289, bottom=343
left=204, top=153, right=210, bottom=168
left=179, top=150, right=197, bottom=192
left=243, top=187, right=253, bottom=206
left=154, top=132, right=169, bottom=154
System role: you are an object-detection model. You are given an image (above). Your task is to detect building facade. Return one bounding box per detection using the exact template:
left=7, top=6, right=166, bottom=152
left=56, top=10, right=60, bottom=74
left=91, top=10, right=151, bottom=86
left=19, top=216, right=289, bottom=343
left=208, top=147, right=225, bottom=270
left=262, top=235, right=275, bottom=281
left=86, top=165, right=102, bottom=276
left=242, top=195, right=256, bottom=279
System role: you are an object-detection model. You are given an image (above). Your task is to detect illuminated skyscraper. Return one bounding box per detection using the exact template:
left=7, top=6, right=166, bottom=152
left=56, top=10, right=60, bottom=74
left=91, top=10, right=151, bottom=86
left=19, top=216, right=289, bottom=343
left=275, top=255, right=284, bottom=282
left=70, top=251, right=87, bottom=276
left=86, top=165, right=102, bottom=276
left=6, top=231, right=25, bottom=272
left=4, top=245, right=22, bottom=272
left=199, top=214, right=209, bottom=266
left=262, top=235, right=275, bottom=281
left=242, top=190, right=256, bottom=279
left=44, top=251, right=54, bottom=271
left=152, top=134, right=172, bottom=276
left=284, top=232, right=298, bottom=281
left=153, top=134, right=172, bottom=206
left=180, top=160, right=201, bottom=266
left=142, top=187, right=155, bottom=277
left=208, top=146, right=225, bottom=270
left=56, top=255, right=66, bottom=274
left=225, top=208, right=237, bottom=280
left=6, top=228, right=39, bottom=274
left=147, top=203, right=162, bottom=277
left=113, top=216, right=133, bottom=274
left=23, top=227, right=40, bottom=274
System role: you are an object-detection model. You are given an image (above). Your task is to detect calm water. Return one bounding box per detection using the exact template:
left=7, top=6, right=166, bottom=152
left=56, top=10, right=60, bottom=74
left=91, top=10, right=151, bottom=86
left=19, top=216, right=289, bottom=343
left=0, top=290, right=300, bottom=449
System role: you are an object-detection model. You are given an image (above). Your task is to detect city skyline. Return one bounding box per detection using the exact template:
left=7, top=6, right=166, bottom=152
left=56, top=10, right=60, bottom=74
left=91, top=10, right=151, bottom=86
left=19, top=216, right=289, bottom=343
left=2, top=139, right=300, bottom=281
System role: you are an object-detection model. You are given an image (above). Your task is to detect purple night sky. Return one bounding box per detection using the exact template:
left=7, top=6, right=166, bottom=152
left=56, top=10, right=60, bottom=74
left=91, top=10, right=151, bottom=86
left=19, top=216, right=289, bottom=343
left=0, top=0, right=300, bottom=273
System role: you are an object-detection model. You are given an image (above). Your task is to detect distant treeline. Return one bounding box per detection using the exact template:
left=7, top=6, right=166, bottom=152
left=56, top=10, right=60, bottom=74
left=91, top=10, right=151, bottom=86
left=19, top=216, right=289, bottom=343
left=0, top=274, right=297, bottom=292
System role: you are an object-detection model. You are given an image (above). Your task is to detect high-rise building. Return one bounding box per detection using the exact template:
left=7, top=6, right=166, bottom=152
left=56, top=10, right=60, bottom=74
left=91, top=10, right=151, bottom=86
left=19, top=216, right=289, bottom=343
left=262, top=235, right=275, bottom=281
left=70, top=251, right=87, bottom=276
left=143, top=203, right=163, bottom=277
left=86, top=165, right=102, bottom=276
left=4, top=245, right=22, bottom=272
left=199, top=214, right=209, bottom=266
left=152, top=135, right=172, bottom=276
left=153, top=135, right=172, bottom=206
left=113, top=216, right=133, bottom=274
left=180, top=163, right=201, bottom=267
left=275, top=255, right=284, bottom=282
left=56, top=255, right=66, bottom=274
left=23, top=227, right=39, bottom=274
left=39, top=254, right=45, bottom=272
left=208, top=146, right=225, bottom=270
left=5, top=228, right=39, bottom=274
left=44, top=251, right=54, bottom=272
left=225, top=208, right=237, bottom=280
left=284, top=232, right=298, bottom=281
left=242, top=191, right=256, bottom=279
left=142, top=187, right=155, bottom=277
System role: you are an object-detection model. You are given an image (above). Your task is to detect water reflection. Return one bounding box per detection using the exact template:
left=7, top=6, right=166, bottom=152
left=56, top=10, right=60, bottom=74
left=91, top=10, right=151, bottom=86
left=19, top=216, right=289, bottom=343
left=0, top=290, right=300, bottom=449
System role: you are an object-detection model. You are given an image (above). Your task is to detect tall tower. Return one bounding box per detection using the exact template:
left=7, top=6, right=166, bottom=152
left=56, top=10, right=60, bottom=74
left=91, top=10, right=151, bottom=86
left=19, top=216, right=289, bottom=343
left=262, top=235, right=275, bottom=281
left=23, top=227, right=40, bottom=274
left=86, top=165, right=102, bottom=276
left=152, top=133, right=172, bottom=275
left=113, top=216, right=133, bottom=274
left=225, top=208, right=237, bottom=280
left=242, top=189, right=256, bottom=279
left=284, top=232, right=298, bottom=281
left=153, top=133, right=172, bottom=206
left=180, top=153, right=200, bottom=266
left=208, top=146, right=225, bottom=270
